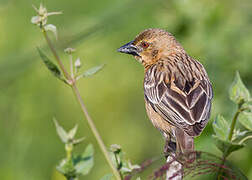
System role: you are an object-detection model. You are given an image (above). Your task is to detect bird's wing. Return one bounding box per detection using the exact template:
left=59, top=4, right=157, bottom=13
left=144, top=60, right=213, bottom=136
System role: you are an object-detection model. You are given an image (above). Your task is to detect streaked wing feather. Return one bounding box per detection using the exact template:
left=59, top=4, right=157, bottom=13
left=144, top=61, right=213, bottom=136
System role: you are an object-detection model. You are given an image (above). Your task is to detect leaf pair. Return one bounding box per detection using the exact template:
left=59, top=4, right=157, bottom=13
left=54, top=120, right=94, bottom=178
left=99, top=145, right=141, bottom=180
left=213, top=136, right=244, bottom=157
left=54, top=118, right=84, bottom=144
left=109, top=144, right=140, bottom=178
left=229, top=72, right=252, bottom=134
left=239, top=112, right=252, bottom=131
left=213, top=71, right=252, bottom=158
left=37, top=48, right=104, bottom=85
left=229, top=71, right=250, bottom=104
left=57, top=144, right=94, bottom=177
left=213, top=115, right=244, bottom=157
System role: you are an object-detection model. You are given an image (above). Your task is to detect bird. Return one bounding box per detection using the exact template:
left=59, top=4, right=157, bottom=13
left=117, top=28, right=213, bottom=158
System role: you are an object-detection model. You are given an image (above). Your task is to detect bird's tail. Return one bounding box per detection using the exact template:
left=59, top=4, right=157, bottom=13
left=175, top=128, right=195, bottom=163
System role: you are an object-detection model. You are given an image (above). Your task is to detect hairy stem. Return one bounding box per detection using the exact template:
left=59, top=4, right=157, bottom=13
left=227, top=111, right=240, bottom=141
left=71, top=83, right=121, bottom=180
left=239, top=135, right=252, bottom=145
left=41, top=28, right=121, bottom=180
left=114, top=153, right=123, bottom=179
left=42, top=28, right=71, bottom=80
left=228, top=101, right=244, bottom=141
left=69, top=54, right=74, bottom=78
left=66, top=144, right=73, bottom=161
left=217, top=101, right=245, bottom=177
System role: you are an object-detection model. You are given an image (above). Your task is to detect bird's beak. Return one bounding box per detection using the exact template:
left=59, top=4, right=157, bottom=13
left=117, top=40, right=140, bottom=56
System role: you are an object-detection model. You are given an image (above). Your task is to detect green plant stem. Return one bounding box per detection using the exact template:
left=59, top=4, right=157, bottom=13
left=66, top=143, right=73, bottom=161
left=71, top=83, right=121, bottom=180
left=228, top=111, right=240, bottom=141
left=217, top=101, right=246, bottom=177
left=228, top=102, right=244, bottom=141
left=114, top=154, right=123, bottom=179
left=41, top=28, right=121, bottom=180
left=239, top=135, right=252, bottom=145
left=69, top=54, right=74, bottom=78
left=42, top=28, right=71, bottom=80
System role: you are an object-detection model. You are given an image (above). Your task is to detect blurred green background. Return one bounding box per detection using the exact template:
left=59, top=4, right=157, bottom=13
left=0, top=0, right=252, bottom=179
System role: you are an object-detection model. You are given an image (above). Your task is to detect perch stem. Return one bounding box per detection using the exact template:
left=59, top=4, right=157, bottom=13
left=41, top=28, right=121, bottom=180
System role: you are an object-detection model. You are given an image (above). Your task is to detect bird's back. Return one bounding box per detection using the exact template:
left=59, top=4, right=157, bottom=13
left=144, top=52, right=213, bottom=137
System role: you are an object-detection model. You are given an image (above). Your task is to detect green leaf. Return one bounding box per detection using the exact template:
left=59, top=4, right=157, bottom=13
left=242, top=102, right=252, bottom=111
left=109, top=146, right=125, bottom=171
left=56, top=158, right=76, bottom=178
left=78, top=64, right=105, bottom=79
left=44, top=24, right=58, bottom=40
left=120, top=160, right=140, bottom=174
left=120, top=166, right=132, bottom=173
left=238, top=112, right=252, bottom=131
left=212, top=115, right=230, bottom=141
left=128, top=161, right=140, bottom=170
left=229, top=71, right=250, bottom=104
left=109, top=151, right=120, bottom=169
left=31, top=16, right=40, bottom=24
left=73, top=137, right=85, bottom=146
left=53, top=118, right=68, bottom=143
left=74, top=58, right=81, bottom=69
left=64, top=47, right=76, bottom=54
left=213, top=136, right=244, bottom=157
left=37, top=48, right=67, bottom=83
left=109, top=145, right=140, bottom=176
left=213, top=116, right=244, bottom=156
left=68, top=124, right=78, bottom=140
left=100, top=174, right=113, bottom=180
left=74, top=144, right=94, bottom=175
left=232, top=129, right=248, bottom=141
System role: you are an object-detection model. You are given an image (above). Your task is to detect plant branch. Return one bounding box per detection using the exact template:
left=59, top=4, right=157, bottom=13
left=66, top=143, right=73, bottom=161
left=71, top=83, right=121, bottom=180
left=69, top=54, right=74, bottom=78
left=41, top=29, right=121, bottom=180
left=228, top=101, right=244, bottom=141
left=239, top=135, right=252, bottom=145
left=114, top=153, right=123, bottom=179
left=217, top=101, right=246, bottom=177
left=42, top=27, right=71, bottom=80
left=228, top=111, right=240, bottom=141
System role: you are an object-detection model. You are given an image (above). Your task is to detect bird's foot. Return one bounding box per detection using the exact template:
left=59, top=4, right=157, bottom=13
left=164, top=140, right=176, bottom=159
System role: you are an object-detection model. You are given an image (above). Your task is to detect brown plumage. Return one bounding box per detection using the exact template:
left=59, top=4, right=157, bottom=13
left=118, top=28, right=213, bottom=156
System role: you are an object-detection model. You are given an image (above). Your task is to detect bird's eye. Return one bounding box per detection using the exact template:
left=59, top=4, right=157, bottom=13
left=141, top=41, right=149, bottom=48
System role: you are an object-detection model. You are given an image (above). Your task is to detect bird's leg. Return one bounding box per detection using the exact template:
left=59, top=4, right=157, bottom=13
left=163, top=133, right=183, bottom=180
left=164, top=140, right=176, bottom=158
left=163, top=133, right=176, bottom=158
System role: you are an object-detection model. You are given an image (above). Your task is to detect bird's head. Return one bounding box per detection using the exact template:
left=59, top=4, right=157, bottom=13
left=118, top=28, right=183, bottom=67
